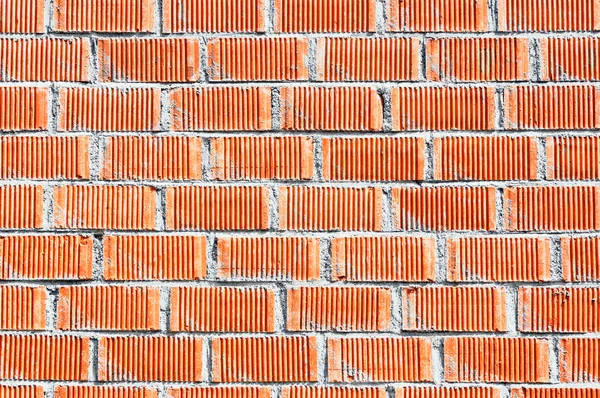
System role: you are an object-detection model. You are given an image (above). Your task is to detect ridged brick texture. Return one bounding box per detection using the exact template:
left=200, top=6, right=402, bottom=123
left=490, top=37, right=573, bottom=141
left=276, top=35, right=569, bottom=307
left=170, top=287, right=275, bottom=332
left=497, top=0, right=600, bottom=31
left=0, top=185, right=43, bottom=229
left=511, top=388, right=600, bottom=398
left=447, top=237, right=551, bottom=282
left=328, top=337, right=432, bottom=382
left=387, top=0, right=489, bottom=32
left=559, top=338, right=600, bottom=382
left=55, top=386, right=159, bottom=398
left=0, top=286, right=46, bottom=329
left=54, top=0, right=154, bottom=32
left=402, top=287, right=507, bottom=331
left=274, top=0, right=376, bottom=32
left=212, top=336, right=318, bottom=382
left=433, top=136, right=538, bottom=181
left=397, top=387, right=502, bottom=398
left=0, top=87, right=48, bottom=131
left=283, top=387, right=387, bottom=398
left=547, top=136, right=600, bottom=180
left=169, top=387, right=270, bottom=398
left=104, top=235, right=207, bottom=280
left=540, top=38, right=600, bottom=81
left=0, top=0, right=44, bottom=32
left=287, top=287, right=392, bottom=331
left=426, top=38, right=529, bottom=81
left=98, top=336, right=203, bottom=381
left=163, top=0, right=265, bottom=32
left=562, top=237, right=600, bottom=281
left=0, top=386, right=44, bottom=398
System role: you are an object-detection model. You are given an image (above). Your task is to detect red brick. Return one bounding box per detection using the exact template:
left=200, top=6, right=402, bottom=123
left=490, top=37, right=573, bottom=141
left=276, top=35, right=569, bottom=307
left=322, top=137, right=425, bottom=181
left=211, top=136, right=313, bottom=180
left=55, top=386, right=158, bottom=398
left=0, top=335, right=90, bottom=380
left=163, top=0, right=265, bottom=32
left=54, top=0, right=154, bottom=32
left=101, top=136, right=202, bottom=180
left=287, top=287, right=391, bottom=331
left=331, top=236, right=435, bottom=281
left=280, top=87, right=382, bottom=131
left=217, top=237, right=320, bottom=280
left=434, top=136, right=538, bottom=181
left=279, top=187, right=383, bottom=231
left=104, top=235, right=206, bottom=280
left=403, top=286, right=506, bottom=332
left=540, top=38, right=600, bottom=81
left=169, top=388, right=271, bottom=398
left=387, top=0, right=489, bottom=32
left=316, top=38, right=420, bottom=81
left=562, top=237, right=600, bottom=281
left=170, top=87, right=271, bottom=131
left=166, top=186, right=269, bottom=230
left=54, top=186, right=156, bottom=230
left=98, top=39, right=201, bottom=82
left=444, top=337, right=550, bottom=382
left=512, top=388, right=600, bottom=398
left=391, top=87, right=496, bottom=131
left=212, top=336, right=318, bottom=382
left=98, top=336, right=203, bottom=381
left=0, top=136, right=89, bottom=180
left=398, top=387, right=502, bottom=398
left=447, top=237, right=551, bottom=282
left=498, top=0, right=600, bottom=31
left=170, top=287, right=275, bottom=332
left=504, top=86, right=600, bottom=130
left=283, top=387, right=386, bottom=398
left=0, top=185, right=43, bottom=229
left=328, top=337, right=432, bottom=382
left=57, top=286, right=160, bottom=331
left=0, top=87, right=48, bottom=131
left=0, top=0, right=44, bottom=32
left=0, top=386, right=44, bottom=398
left=547, top=136, right=600, bottom=180
left=426, top=38, right=529, bottom=81
left=504, top=186, right=600, bottom=231
left=392, top=187, right=496, bottom=231
left=0, top=39, right=89, bottom=81
left=559, top=338, right=600, bottom=382
left=0, top=286, right=46, bottom=330
left=58, top=88, right=161, bottom=132
left=208, top=38, right=308, bottom=81
left=519, top=287, right=600, bottom=332
left=274, top=0, right=376, bottom=32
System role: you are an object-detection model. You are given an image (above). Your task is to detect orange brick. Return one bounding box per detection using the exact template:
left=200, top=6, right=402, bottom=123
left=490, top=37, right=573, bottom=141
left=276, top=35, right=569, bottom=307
left=101, top=136, right=202, bottom=180
left=54, top=185, right=156, bottom=230
left=104, top=235, right=206, bottom=280
left=0, top=335, right=89, bottom=380
left=0, top=39, right=89, bottom=81
left=391, top=87, right=496, bottom=131
left=166, top=186, right=269, bottom=230
left=283, top=387, right=386, bottom=398
left=0, top=185, right=43, bottom=229
left=0, top=87, right=48, bottom=131
left=57, top=286, right=160, bottom=331
left=211, top=136, right=314, bottom=180
left=287, top=287, right=391, bottom=331
left=519, top=287, right=600, bottom=332
left=322, top=137, right=425, bottom=181
left=55, top=386, right=158, bottom=398
left=0, top=0, right=44, bottom=32
left=54, top=0, right=154, bottom=32
left=170, top=287, right=275, bottom=332
left=169, top=388, right=271, bottom=398
left=281, top=87, right=382, bottom=131
left=208, top=38, right=308, bottom=81
left=0, top=286, right=46, bottom=330
left=217, top=237, right=320, bottom=280
left=559, top=338, right=600, bottom=382
left=170, top=87, right=271, bottom=131
left=392, top=187, right=496, bottom=231
left=387, top=0, right=489, bottom=32
left=426, top=38, right=529, bottom=81
left=447, top=237, right=551, bottom=282
left=274, top=0, right=376, bottom=32
left=540, top=38, right=600, bottom=81
left=163, top=0, right=265, bottom=32
left=279, top=187, right=383, bottom=231
left=505, top=186, right=600, bottom=231
left=403, top=286, right=506, bottom=332
left=98, top=39, right=200, bottom=82
left=316, top=38, right=420, bottom=81
left=547, top=136, right=600, bottom=180
left=498, top=0, right=600, bottom=31
left=328, top=337, right=432, bottom=382
left=0, top=386, right=44, bottom=398
left=331, top=236, right=436, bottom=281
left=562, top=237, right=600, bottom=281
left=398, top=387, right=502, bottom=398
left=444, top=337, right=549, bottom=382
left=0, top=136, right=89, bottom=179
left=512, top=388, right=600, bottom=398
left=504, top=86, right=600, bottom=130
left=98, top=336, right=203, bottom=381
left=58, top=88, right=161, bottom=131
left=212, top=336, right=318, bottom=382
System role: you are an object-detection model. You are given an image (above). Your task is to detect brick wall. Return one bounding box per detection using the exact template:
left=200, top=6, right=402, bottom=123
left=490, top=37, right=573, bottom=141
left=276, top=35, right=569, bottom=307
left=0, top=0, right=599, bottom=397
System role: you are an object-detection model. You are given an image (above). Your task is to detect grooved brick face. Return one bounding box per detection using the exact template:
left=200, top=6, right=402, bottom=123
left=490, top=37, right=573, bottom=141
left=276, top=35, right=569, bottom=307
left=387, top=0, right=489, bottom=32
left=559, top=338, right=600, bottom=382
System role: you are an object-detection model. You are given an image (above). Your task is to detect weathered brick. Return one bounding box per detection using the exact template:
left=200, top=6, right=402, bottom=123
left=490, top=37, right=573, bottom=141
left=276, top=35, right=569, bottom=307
left=0, top=87, right=48, bottom=131
left=562, top=237, right=600, bottom=281
left=0, top=386, right=44, bottom=398
left=498, top=0, right=600, bottom=31
left=55, top=386, right=158, bottom=398
left=274, top=0, right=376, bottom=32
left=398, top=387, right=502, bottom=398
left=284, top=387, right=386, bottom=398
left=163, top=0, right=265, bottom=32
left=559, top=338, right=600, bottom=382
left=54, top=0, right=154, bottom=32
left=169, top=388, right=270, bottom=398
left=511, top=388, right=600, bottom=398
left=0, top=185, right=43, bottom=229
left=0, top=286, right=46, bottom=330
left=387, top=0, right=489, bottom=32
left=540, top=38, right=600, bottom=81
left=547, top=136, right=600, bottom=180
